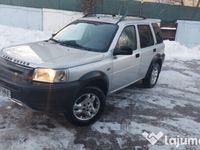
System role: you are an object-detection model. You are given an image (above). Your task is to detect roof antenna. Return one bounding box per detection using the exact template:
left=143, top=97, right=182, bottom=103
left=118, top=4, right=128, bottom=16
left=116, top=3, right=128, bottom=24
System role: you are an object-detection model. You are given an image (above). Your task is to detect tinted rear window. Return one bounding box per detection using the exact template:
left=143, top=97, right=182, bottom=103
left=138, top=25, right=154, bottom=48
left=152, top=23, right=163, bottom=44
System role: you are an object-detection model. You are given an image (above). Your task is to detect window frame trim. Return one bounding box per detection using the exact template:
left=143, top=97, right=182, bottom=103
left=114, top=25, right=138, bottom=52
left=137, top=24, right=155, bottom=49
left=151, top=23, right=163, bottom=44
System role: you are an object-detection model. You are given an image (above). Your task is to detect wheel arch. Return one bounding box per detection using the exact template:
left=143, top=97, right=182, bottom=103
left=145, top=54, right=165, bottom=78
left=79, top=71, right=109, bottom=96
left=152, top=54, right=165, bottom=67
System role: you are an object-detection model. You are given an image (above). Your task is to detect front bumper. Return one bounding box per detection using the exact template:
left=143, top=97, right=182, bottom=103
left=0, top=58, right=81, bottom=112
left=0, top=79, right=80, bottom=112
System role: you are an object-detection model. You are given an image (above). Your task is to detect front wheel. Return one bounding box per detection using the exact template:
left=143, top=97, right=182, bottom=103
left=143, top=63, right=161, bottom=88
left=65, top=86, right=106, bottom=126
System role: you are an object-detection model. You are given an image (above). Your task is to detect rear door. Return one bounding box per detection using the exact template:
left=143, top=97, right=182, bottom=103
left=137, top=24, right=157, bottom=78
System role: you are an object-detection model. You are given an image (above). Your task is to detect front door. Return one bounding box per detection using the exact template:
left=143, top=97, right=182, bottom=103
left=111, top=25, right=141, bottom=91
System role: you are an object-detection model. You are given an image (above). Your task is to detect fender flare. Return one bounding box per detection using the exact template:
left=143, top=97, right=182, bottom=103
left=79, top=71, right=109, bottom=94
left=145, top=53, right=165, bottom=78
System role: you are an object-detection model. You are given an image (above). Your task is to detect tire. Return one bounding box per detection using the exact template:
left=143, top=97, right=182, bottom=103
left=143, top=63, right=161, bottom=88
left=65, top=86, right=106, bottom=126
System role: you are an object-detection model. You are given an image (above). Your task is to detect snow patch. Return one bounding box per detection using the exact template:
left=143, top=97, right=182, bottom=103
left=164, top=40, right=200, bottom=60
left=92, top=122, right=121, bottom=134
left=159, top=70, right=197, bottom=93
left=0, top=25, right=50, bottom=50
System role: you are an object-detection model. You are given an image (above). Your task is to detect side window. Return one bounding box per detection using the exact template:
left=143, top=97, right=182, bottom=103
left=138, top=25, right=154, bottom=48
left=116, top=26, right=137, bottom=50
left=152, top=23, right=163, bottom=44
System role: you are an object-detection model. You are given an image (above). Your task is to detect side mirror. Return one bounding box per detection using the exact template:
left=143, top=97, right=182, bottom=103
left=113, top=46, right=133, bottom=56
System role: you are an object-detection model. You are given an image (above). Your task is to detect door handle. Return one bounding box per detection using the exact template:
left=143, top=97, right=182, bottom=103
left=136, top=53, right=140, bottom=58
left=153, top=48, right=157, bottom=52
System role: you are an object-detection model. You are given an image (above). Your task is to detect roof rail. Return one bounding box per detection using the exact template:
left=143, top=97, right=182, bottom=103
left=116, top=14, right=146, bottom=24
left=82, top=13, right=146, bottom=24
left=129, top=14, right=146, bottom=19
left=83, top=13, right=95, bottom=18
left=83, top=13, right=117, bottom=18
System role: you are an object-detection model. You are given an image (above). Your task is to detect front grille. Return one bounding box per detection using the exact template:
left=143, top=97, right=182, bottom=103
left=2, top=55, right=30, bottom=67
left=0, top=79, right=19, bottom=92
left=0, top=57, right=34, bottom=84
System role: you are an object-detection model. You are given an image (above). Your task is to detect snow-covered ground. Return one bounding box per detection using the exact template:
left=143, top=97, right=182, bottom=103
left=0, top=24, right=200, bottom=150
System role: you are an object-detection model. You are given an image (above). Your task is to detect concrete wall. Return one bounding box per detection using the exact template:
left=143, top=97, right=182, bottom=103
left=1, top=4, right=200, bottom=47
left=43, top=9, right=82, bottom=33
left=0, top=4, right=83, bottom=32
left=176, top=20, right=200, bottom=47
left=0, top=0, right=82, bottom=12
left=0, top=5, right=43, bottom=30
left=1, top=0, right=200, bottom=22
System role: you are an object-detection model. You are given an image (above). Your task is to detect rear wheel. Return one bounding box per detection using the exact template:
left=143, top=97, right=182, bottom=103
left=65, top=86, right=106, bottom=126
left=143, top=63, right=161, bottom=88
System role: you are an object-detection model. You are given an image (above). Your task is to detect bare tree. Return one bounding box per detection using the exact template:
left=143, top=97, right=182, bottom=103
left=197, top=0, right=200, bottom=7
left=181, top=0, right=185, bottom=5
left=82, top=0, right=95, bottom=15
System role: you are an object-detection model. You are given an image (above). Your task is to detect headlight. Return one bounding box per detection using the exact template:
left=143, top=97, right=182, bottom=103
left=32, top=68, right=68, bottom=83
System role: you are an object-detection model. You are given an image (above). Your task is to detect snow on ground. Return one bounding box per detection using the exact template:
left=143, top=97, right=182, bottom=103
left=0, top=25, right=50, bottom=49
left=0, top=25, right=200, bottom=150
left=164, top=40, right=200, bottom=60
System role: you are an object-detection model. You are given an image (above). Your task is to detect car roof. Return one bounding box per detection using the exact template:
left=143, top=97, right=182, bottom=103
left=78, top=14, right=161, bottom=25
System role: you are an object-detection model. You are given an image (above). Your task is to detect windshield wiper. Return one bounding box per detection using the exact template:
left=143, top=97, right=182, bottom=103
left=49, top=39, right=93, bottom=51
left=49, top=39, right=82, bottom=48
left=49, top=38, right=60, bottom=43
left=59, top=40, right=86, bottom=49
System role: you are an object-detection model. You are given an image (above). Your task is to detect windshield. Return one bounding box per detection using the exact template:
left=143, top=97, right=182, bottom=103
left=52, top=21, right=118, bottom=52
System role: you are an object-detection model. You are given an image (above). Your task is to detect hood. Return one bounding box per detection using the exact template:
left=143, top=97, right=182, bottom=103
left=0, top=41, right=105, bottom=68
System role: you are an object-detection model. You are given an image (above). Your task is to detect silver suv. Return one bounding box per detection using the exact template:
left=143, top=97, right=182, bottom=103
left=0, top=14, right=165, bottom=125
